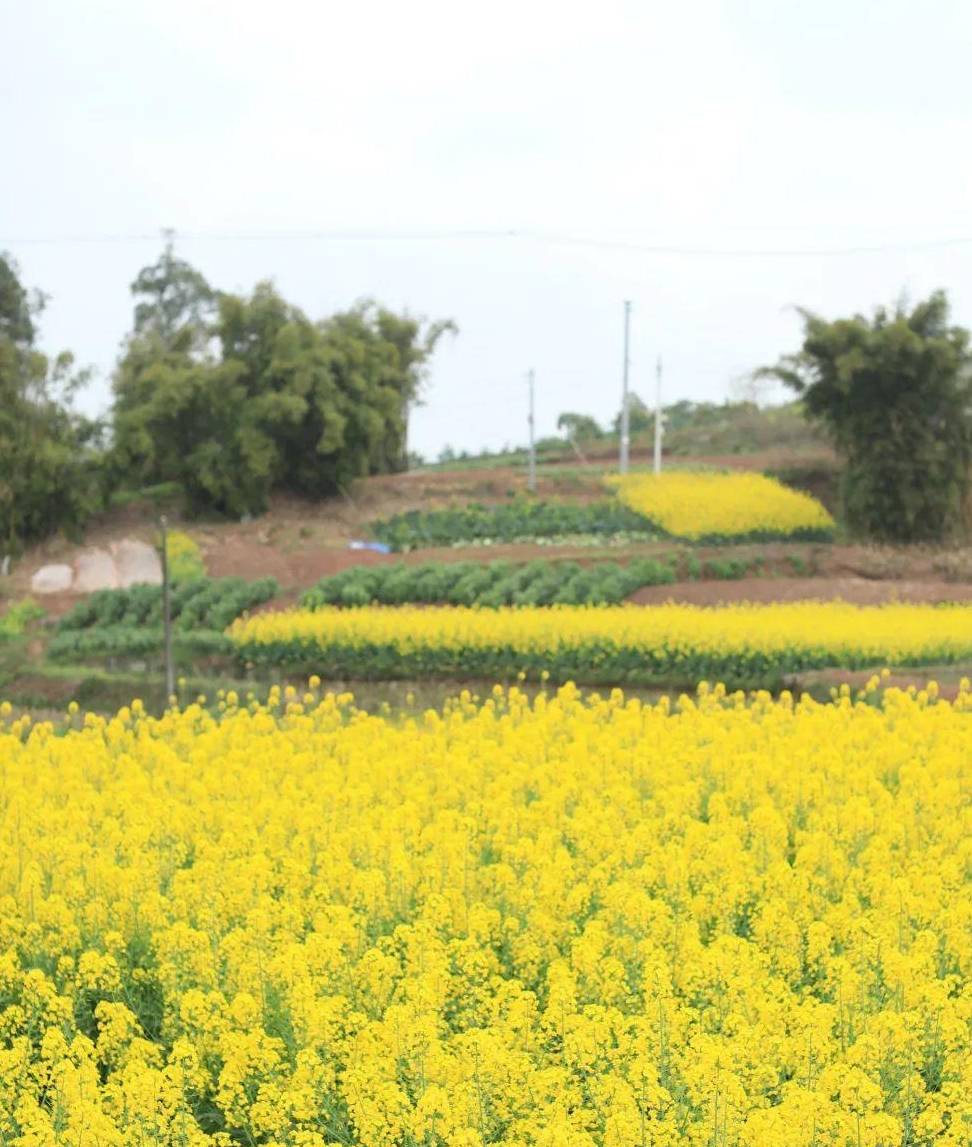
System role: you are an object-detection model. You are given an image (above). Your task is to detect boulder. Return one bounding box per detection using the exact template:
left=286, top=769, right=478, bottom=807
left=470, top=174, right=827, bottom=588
left=112, top=539, right=162, bottom=588
left=30, top=564, right=74, bottom=594
left=73, top=548, right=120, bottom=593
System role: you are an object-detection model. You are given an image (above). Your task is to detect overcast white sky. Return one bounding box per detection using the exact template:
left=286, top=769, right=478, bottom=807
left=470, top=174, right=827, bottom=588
left=4, top=0, right=972, bottom=458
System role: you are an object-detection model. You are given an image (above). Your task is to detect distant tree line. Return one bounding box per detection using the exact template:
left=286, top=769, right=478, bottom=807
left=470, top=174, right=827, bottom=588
left=439, top=296, right=972, bottom=545
left=0, top=244, right=454, bottom=547
left=3, top=246, right=971, bottom=547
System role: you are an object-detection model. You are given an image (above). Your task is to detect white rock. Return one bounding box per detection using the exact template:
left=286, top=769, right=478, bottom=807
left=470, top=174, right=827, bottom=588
left=30, top=564, right=74, bottom=594
left=73, top=548, right=120, bottom=593
left=112, top=539, right=162, bottom=588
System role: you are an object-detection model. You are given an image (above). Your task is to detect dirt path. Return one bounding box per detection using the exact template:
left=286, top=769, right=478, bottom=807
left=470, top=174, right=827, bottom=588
left=792, top=666, right=971, bottom=700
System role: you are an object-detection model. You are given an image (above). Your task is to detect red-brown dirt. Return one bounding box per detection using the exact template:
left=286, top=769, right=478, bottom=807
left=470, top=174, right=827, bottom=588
left=7, top=463, right=972, bottom=606
left=627, top=577, right=972, bottom=607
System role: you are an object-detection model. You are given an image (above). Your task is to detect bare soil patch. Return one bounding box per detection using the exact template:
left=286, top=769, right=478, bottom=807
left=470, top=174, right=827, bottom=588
left=792, top=666, right=971, bottom=701
left=627, top=576, right=972, bottom=607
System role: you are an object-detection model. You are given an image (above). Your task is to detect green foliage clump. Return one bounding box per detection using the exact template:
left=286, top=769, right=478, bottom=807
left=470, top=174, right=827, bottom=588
left=701, top=556, right=764, bottom=580
left=0, top=254, right=106, bottom=550
left=302, top=558, right=677, bottom=609
left=112, top=242, right=455, bottom=518
left=162, top=530, right=206, bottom=581
left=0, top=599, right=44, bottom=641
left=50, top=577, right=277, bottom=661
left=370, top=499, right=655, bottom=551
left=761, top=291, right=972, bottom=543
left=48, top=627, right=233, bottom=662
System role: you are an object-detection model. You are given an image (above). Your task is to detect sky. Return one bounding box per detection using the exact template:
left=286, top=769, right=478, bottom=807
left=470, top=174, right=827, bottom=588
left=3, top=0, right=972, bottom=459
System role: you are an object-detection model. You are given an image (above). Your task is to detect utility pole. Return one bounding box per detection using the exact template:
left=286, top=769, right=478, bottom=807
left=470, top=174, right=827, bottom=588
left=159, top=514, right=175, bottom=703
left=619, top=301, right=632, bottom=474
left=653, top=355, right=663, bottom=475
left=527, top=368, right=537, bottom=493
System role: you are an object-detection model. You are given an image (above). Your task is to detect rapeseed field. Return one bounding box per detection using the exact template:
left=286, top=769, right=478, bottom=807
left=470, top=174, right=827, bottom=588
left=229, top=602, right=972, bottom=683
left=610, top=471, right=834, bottom=541
left=0, top=681, right=969, bottom=1144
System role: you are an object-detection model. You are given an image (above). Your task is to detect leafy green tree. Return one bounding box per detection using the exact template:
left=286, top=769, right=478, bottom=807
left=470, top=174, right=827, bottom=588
left=112, top=250, right=454, bottom=517
left=612, top=393, right=653, bottom=436
left=0, top=254, right=104, bottom=550
left=371, top=306, right=456, bottom=469
left=130, top=235, right=216, bottom=346
left=557, top=412, right=603, bottom=442
left=759, top=292, right=972, bottom=542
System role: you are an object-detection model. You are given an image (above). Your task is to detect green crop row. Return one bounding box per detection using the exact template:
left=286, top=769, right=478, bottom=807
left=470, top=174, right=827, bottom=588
left=302, top=558, right=677, bottom=608
left=227, top=638, right=887, bottom=690
left=56, top=577, right=279, bottom=635
left=301, top=551, right=806, bottom=609
left=48, top=627, right=233, bottom=662
left=370, top=500, right=655, bottom=551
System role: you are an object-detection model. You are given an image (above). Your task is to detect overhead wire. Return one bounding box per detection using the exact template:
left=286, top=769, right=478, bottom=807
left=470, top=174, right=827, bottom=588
left=2, top=227, right=972, bottom=258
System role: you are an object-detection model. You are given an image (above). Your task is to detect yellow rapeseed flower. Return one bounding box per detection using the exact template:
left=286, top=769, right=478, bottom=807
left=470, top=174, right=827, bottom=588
left=608, top=470, right=835, bottom=540
left=0, top=684, right=968, bottom=1141
left=229, top=601, right=972, bottom=681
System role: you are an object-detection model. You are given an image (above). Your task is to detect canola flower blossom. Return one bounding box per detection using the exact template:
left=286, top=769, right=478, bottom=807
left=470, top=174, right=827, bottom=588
left=229, top=601, right=972, bottom=682
left=0, top=683, right=970, bottom=1144
left=609, top=471, right=835, bottom=541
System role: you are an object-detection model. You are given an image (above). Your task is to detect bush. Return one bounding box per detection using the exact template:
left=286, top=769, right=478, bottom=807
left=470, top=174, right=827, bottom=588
left=0, top=599, right=44, bottom=641
left=163, top=531, right=206, bottom=581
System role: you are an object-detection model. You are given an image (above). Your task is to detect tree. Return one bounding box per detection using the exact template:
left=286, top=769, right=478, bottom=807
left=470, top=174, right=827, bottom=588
left=371, top=306, right=456, bottom=469
left=758, top=292, right=972, bottom=542
left=112, top=250, right=454, bottom=517
left=0, top=254, right=104, bottom=550
left=612, top=393, right=653, bottom=436
left=557, top=412, right=603, bottom=442
left=129, top=235, right=216, bottom=347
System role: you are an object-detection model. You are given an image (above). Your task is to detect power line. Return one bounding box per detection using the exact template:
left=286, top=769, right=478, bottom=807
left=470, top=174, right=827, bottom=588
left=534, top=231, right=972, bottom=259
left=3, top=226, right=972, bottom=258
left=0, top=228, right=523, bottom=246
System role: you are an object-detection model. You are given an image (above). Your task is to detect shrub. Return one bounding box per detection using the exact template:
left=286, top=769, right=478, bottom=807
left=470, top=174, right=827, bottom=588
left=0, top=599, right=44, bottom=641
left=162, top=530, right=206, bottom=581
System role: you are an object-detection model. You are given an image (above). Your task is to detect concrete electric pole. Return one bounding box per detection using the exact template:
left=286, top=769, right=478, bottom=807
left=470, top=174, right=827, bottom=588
left=619, top=301, right=632, bottom=474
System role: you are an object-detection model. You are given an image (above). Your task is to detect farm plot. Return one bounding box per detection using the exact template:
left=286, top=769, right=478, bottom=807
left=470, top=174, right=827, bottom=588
left=369, top=472, right=834, bottom=553
left=609, top=471, right=835, bottom=542
left=0, top=683, right=969, bottom=1143
left=369, top=499, right=656, bottom=551
left=48, top=577, right=278, bottom=661
left=229, top=601, right=972, bottom=686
